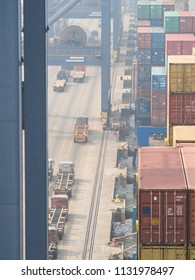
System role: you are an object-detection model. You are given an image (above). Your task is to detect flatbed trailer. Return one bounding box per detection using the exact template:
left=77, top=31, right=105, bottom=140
left=54, top=172, right=73, bottom=198
left=48, top=207, right=68, bottom=240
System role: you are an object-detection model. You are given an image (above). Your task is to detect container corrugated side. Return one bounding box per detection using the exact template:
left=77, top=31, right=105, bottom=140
left=137, top=126, right=166, bottom=147
left=138, top=245, right=187, bottom=260
left=188, top=245, right=195, bottom=260
left=172, top=126, right=195, bottom=147
left=164, top=11, right=179, bottom=33
left=168, top=58, right=195, bottom=94
left=169, top=93, right=195, bottom=125
left=138, top=147, right=187, bottom=245
left=166, top=34, right=195, bottom=56
left=180, top=145, right=195, bottom=244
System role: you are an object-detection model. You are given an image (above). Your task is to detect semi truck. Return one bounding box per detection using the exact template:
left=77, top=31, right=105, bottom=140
left=73, top=116, right=88, bottom=143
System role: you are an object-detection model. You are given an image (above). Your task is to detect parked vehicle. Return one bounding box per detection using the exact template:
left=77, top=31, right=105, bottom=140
left=48, top=159, right=54, bottom=181
left=52, top=79, right=67, bottom=92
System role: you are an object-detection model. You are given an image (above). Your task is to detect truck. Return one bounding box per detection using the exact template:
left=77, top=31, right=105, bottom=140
left=48, top=194, right=69, bottom=259
left=52, top=79, right=67, bottom=92
left=71, top=66, right=86, bottom=83
left=73, top=116, right=88, bottom=143
left=48, top=158, right=54, bottom=181
left=56, top=69, right=70, bottom=80
left=54, top=161, right=75, bottom=198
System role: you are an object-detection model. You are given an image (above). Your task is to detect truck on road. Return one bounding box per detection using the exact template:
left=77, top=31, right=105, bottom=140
left=73, top=116, right=88, bottom=143
left=52, top=79, right=67, bottom=92
left=54, top=161, right=75, bottom=198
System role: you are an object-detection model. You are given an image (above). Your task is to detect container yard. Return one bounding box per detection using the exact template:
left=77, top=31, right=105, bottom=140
left=1, top=0, right=195, bottom=265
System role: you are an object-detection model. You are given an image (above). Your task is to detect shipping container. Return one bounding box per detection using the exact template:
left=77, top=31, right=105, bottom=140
left=168, top=55, right=195, bottom=94
left=166, top=34, right=195, bottom=56
left=150, top=3, right=162, bottom=19
left=138, top=2, right=150, bottom=20
left=151, top=49, right=165, bottom=66
left=188, top=245, right=195, bottom=260
left=152, top=91, right=166, bottom=108
left=171, top=126, right=195, bottom=147
left=138, top=49, right=151, bottom=65
left=138, top=27, right=152, bottom=49
left=150, top=19, right=163, bottom=27
left=137, top=85, right=151, bottom=98
left=151, top=67, right=167, bottom=92
left=151, top=27, right=165, bottom=49
left=137, top=126, right=166, bottom=147
left=138, top=65, right=151, bottom=82
left=137, top=20, right=151, bottom=27
left=179, top=11, right=195, bottom=33
left=151, top=107, right=167, bottom=126
left=169, top=93, right=195, bottom=125
left=164, top=11, right=179, bottom=33
left=136, top=97, right=151, bottom=120
left=138, top=147, right=187, bottom=245
left=180, top=145, right=195, bottom=244
left=138, top=245, right=187, bottom=260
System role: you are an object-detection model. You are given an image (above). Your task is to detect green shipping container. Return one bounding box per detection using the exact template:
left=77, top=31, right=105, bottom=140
left=164, top=11, right=179, bottom=33
left=138, top=2, right=150, bottom=20
left=150, top=4, right=162, bottom=19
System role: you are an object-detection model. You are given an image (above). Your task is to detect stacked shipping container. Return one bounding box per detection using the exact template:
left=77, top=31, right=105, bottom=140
left=138, top=145, right=195, bottom=260
left=151, top=67, right=167, bottom=125
left=167, top=55, right=195, bottom=144
left=164, top=11, right=195, bottom=33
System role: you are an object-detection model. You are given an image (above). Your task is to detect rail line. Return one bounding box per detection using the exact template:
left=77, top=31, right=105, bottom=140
left=82, top=130, right=109, bottom=260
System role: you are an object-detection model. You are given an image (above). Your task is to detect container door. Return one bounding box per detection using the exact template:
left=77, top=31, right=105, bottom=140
left=139, top=191, right=163, bottom=244
left=188, top=192, right=195, bottom=243
left=164, top=191, right=187, bottom=245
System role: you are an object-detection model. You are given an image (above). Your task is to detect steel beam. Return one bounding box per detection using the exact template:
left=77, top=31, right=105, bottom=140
left=113, top=0, right=122, bottom=51
left=0, top=1, right=22, bottom=259
left=101, top=0, right=111, bottom=113
left=24, top=0, right=48, bottom=259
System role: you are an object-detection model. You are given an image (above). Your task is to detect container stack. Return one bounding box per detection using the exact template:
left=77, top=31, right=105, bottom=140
left=137, top=145, right=195, bottom=260
left=151, top=66, right=167, bottom=125
left=138, top=0, right=174, bottom=27
left=164, top=11, right=195, bottom=33
left=167, top=55, right=195, bottom=145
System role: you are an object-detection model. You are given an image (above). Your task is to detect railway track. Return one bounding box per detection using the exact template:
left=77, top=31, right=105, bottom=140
left=82, top=130, right=109, bottom=260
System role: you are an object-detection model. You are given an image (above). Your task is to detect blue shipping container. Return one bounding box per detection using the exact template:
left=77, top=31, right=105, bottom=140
left=137, top=126, right=167, bottom=146
left=136, top=97, right=151, bottom=115
left=138, top=49, right=151, bottom=65
left=151, top=67, right=167, bottom=92
left=150, top=18, right=163, bottom=27
left=151, top=49, right=165, bottom=66
left=151, top=27, right=165, bottom=48
left=138, top=65, right=151, bottom=82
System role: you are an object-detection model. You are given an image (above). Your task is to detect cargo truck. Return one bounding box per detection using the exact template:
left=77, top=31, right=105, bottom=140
left=71, top=66, right=86, bottom=83
left=74, top=116, right=88, bottom=143
left=54, top=161, right=75, bottom=198
left=52, top=79, right=67, bottom=92
left=48, top=158, right=54, bottom=181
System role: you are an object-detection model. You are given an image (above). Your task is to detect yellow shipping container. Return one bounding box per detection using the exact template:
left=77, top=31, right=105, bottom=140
left=188, top=245, right=195, bottom=260
left=138, top=245, right=187, bottom=260
left=168, top=126, right=195, bottom=147
left=168, top=56, right=195, bottom=94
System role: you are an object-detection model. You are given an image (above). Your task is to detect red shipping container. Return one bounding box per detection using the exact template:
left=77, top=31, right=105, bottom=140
left=151, top=108, right=166, bottom=126
left=151, top=91, right=166, bottom=108
left=166, top=34, right=195, bottom=56
left=180, top=16, right=194, bottom=33
left=138, top=147, right=187, bottom=245
left=179, top=11, right=195, bottom=33
left=138, top=86, right=151, bottom=98
left=169, top=93, right=195, bottom=125
left=180, top=145, right=195, bottom=244
left=138, top=27, right=152, bottom=49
